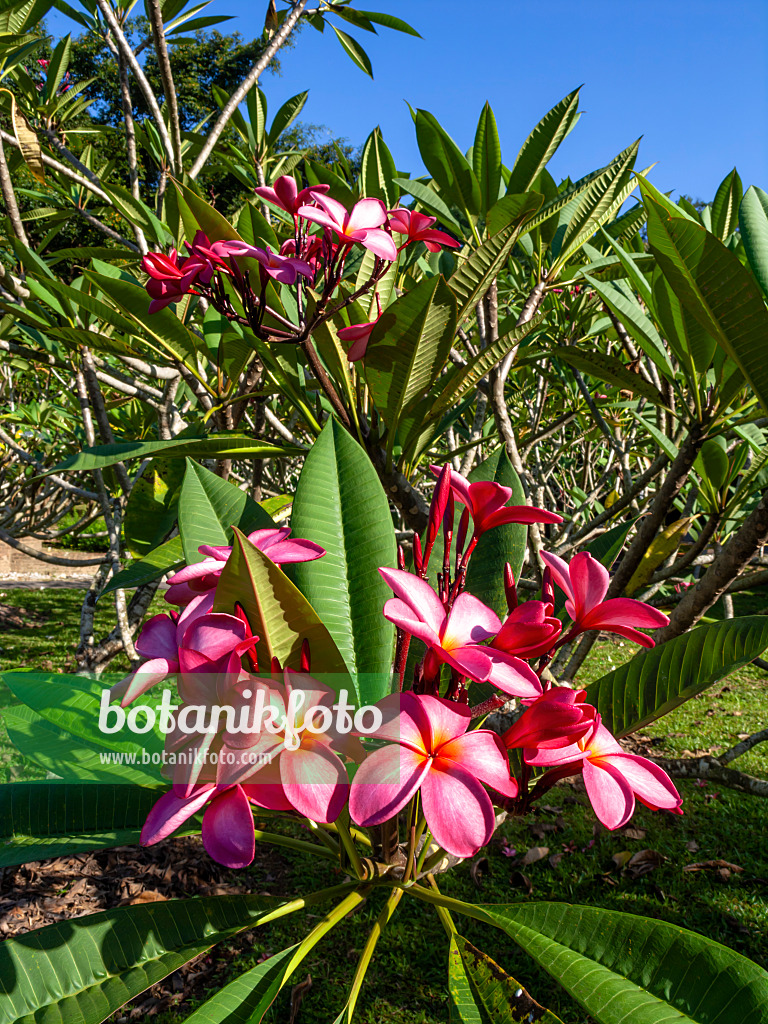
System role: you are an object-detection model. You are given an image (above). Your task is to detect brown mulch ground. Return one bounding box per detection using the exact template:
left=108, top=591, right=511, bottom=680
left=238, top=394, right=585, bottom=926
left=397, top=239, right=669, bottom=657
left=0, top=836, right=295, bottom=1021
left=0, top=603, right=46, bottom=628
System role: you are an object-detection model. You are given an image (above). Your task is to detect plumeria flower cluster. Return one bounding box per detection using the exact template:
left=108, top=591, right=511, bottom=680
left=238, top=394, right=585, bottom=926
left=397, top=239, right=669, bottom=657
left=116, top=470, right=680, bottom=870
left=140, top=175, right=459, bottom=359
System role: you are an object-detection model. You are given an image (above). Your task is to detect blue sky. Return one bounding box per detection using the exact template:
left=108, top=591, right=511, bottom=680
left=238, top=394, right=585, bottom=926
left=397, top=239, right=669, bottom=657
left=50, top=0, right=767, bottom=201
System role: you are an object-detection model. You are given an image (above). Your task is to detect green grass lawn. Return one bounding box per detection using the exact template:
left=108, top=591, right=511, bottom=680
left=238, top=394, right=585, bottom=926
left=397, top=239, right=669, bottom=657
left=0, top=585, right=767, bottom=1022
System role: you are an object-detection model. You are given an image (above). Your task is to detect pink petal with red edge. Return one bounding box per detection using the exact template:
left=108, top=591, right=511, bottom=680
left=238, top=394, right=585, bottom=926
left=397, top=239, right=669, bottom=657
left=540, top=551, right=575, bottom=604
left=241, top=756, right=294, bottom=811
left=416, top=694, right=470, bottom=750
left=176, top=591, right=215, bottom=639
left=467, top=480, right=512, bottom=522
left=441, top=644, right=493, bottom=683
left=382, top=598, right=441, bottom=647
left=481, top=649, right=543, bottom=698
left=583, top=597, right=669, bottom=629
left=182, top=613, right=246, bottom=657
left=172, top=732, right=217, bottom=795
left=440, top=729, right=517, bottom=798
left=135, top=614, right=179, bottom=660
left=378, top=568, right=446, bottom=636
left=347, top=336, right=369, bottom=361
left=429, top=465, right=472, bottom=507
left=599, top=752, right=681, bottom=810
left=420, top=759, right=496, bottom=857
left=264, top=538, right=326, bottom=563
left=280, top=745, right=349, bottom=823
left=569, top=552, right=610, bottom=617
left=359, top=229, right=398, bottom=261
left=349, top=743, right=430, bottom=827
left=297, top=205, right=344, bottom=234
left=365, top=692, right=431, bottom=752
left=525, top=741, right=585, bottom=767
left=441, top=592, right=500, bottom=647
left=347, top=197, right=387, bottom=232
left=141, top=784, right=214, bottom=846
left=202, top=786, right=255, bottom=867
left=483, top=505, right=563, bottom=530
left=115, top=657, right=178, bottom=706
left=583, top=758, right=635, bottom=830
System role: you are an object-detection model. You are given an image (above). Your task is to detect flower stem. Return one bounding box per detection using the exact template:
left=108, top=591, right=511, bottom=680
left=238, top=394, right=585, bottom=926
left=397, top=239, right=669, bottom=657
left=253, top=828, right=337, bottom=861
left=345, top=887, right=404, bottom=1019
left=335, top=816, right=366, bottom=878
left=279, top=890, right=369, bottom=991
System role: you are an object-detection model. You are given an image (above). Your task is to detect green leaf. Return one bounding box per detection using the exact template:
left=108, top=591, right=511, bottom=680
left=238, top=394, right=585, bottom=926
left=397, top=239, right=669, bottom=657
left=642, top=182, right=768, bottom=411
left=450, top=193, right=543, bottom=323
left=547, top=346, right=667, bottom=406
left=0, top=893, right=279, bottom=1024
left=485, top=902, right=768, bottom=1024
left=473, top=102, right=502, bottom=218
left=331, top=24, right=373, bottom=77
left=415, top=108, right=482, bottom=217
left=710, top=167, right=742, bottom=240
left=102, top=535, right=184, bottom=595
left=267, top=90, right=309, bottom=145
left=392, top=176, right=463, bottom=234
left=352, top=9, right=421, bottom=36
left=213, top=528, right=348, bottom=678
left=173, top=177, right=244, bottom=243
left=507, top=87, right=581, bottom=195
left=364, top=275, right=457, bottom=437
left=178, top=459, right=274, bottom=564
left=553, top=141, right=640, bottom=269
left=448, top=935, right=484, bottom=1024
left=739, top=184, right=768, bottom=299
left=360, top=126, right=400, bottom=207
left=428, top=314, right=544, bottom=419
left=585, top=616, right=768, bottom=737
left=695, top=436, right=729, bottom=491
left=184, top=945, right=298, bottom=1024
left=585, top=517, right=637, bottom=568
left=123, top=458, right=184, bottom=558
left=84, top=271, right=202, bottom=365
left=465, top=449, right=527, bottom=615
left=453, top=934, right=564, bottom=1023
left=0, top=782, right=168, bottom=867
left=53, top=435, right=300, bottom=473
left=288, top=419, right=396, bottom=702
left=581, top=272, right=672, bottom=377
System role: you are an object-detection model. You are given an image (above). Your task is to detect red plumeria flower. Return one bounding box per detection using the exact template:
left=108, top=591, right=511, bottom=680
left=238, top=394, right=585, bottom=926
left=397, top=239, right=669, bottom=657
left=379, top=567, right=542, bottom=697
left=527, top=717, right=682, bottom=830
left=430, top=466, right=563, bottom=536
left=297, top=195, right=398, bottom=261
left=540, top=551, right=669, bottom=647
left=349, top=693, right=517, bottom=857
left=142, top=248, right=212, bottom=313
left=224, top=242, right=314, bottom=284
left=338, top=320, right=378, bottom=361
left=492, top=599, right=562, bottom=659
left=254, top=175, right=330, bottom=217
left=503, top=686, right=596, bottom=751
left=165, top=527, right=325, bottom=606
left=388, top=208, right=460, bottom=252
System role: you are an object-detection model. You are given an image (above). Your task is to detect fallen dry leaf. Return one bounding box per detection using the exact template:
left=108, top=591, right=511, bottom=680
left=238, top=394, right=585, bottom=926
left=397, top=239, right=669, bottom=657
left=626, top=849, right=664, bottom=879
left=549, top=853, right=563, bottom=868
left=521, top=846, right=549, bottom=866
left=470, top=856, right=490, bottom=888
left=682, top=859, right=744, bottom=875
left=622, top=827, right=647, bottom=841
left=686, top=840, right=700, bottom=853
left=611, top=850, right=633, bottom=871
left=289, top=974, right=312, bottom=1024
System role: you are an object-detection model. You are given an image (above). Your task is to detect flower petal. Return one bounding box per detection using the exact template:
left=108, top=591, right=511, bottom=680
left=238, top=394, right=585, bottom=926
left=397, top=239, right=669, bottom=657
left=569, top=552, right=610, bottom=619
left=441, top=592, right=500, bottom=647
left=482, top=649, right=543, bottom=698
left=141, top=784, right=214, bottom=846
left=420, top=759, right=496, bottom=857
left=202, top=786, right=255, bottom=867
left=439, top=729, right=517, bottom=798
left=349, top=743, right=429, bottom=827
left=378, top=568, right=446, bottom=637
left=280, top=744, right=349, bottom=823
left=540, top=551, right=575, bottom=605
left=583, top=758, right=635, bottom=830
left=599, top=752, right=682, bottom=811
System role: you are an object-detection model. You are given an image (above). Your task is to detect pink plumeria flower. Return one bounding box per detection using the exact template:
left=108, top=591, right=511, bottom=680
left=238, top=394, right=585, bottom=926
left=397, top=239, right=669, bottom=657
left=379, top=568, right=542, bottom=697
left=297, top=195, right=398, bottom=261
left=527, top=717, right=682, bottom=830
left=216, top=671, right=364, bottom=823
left=165, top=527, right=325, bottom=606
left=388, top=208, right=460, bottom=252
left=142, top=248, right=212, bottom=313
left=349, top=693, right=517, bottom=858
left=540, top=551, right=669, bottom=647
left=223, top=242, right=314, bottom=284
left=429, top=467, right=563, bottom=537
left=502, top=686, right=596, bottom=751
left=338, top=320, right=378, bottom=361
left=109, top=592, right=230, bottom=705
left=492, top=600, right=562, bottom=659
left=141, top=782, right=257, bottom=868
left=254, top=175, right=330, bottom=217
